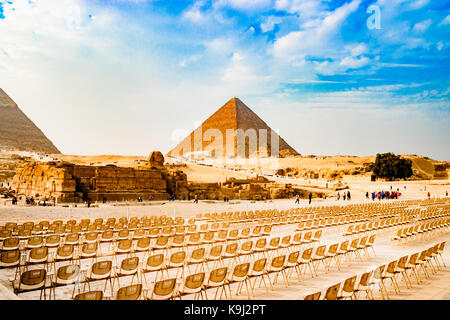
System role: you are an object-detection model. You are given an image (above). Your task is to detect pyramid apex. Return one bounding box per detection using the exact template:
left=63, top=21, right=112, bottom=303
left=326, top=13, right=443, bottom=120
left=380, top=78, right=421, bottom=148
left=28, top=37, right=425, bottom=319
left=0, top=88, right=18, bottom=108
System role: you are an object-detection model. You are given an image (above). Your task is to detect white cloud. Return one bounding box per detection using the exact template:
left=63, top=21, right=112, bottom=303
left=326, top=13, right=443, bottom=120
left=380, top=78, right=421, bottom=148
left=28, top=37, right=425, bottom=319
left=339, top=56, right=370, bottom=69
left=412, top=19, right=432, bottom=33
left=182, top=0, right=208, bottom=23
left=350, top=43, right=368, bottom=57
left=213, top=0, right=272, bottom=11
left=273, top=0, right=361, bottom=61
left=179, top=55, right=202, bottom=67
left=275, top=0, right=326, bottom=20
left=204, top=37, right=234, bottom=53
left=439, top=15, right=450, bottom=26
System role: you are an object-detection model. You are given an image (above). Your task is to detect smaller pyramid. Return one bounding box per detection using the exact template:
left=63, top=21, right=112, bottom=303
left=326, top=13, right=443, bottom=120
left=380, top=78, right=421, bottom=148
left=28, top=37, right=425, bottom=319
left=0, top=88, right=60, bottom=154
left=167, top=97, right=298, bottom=158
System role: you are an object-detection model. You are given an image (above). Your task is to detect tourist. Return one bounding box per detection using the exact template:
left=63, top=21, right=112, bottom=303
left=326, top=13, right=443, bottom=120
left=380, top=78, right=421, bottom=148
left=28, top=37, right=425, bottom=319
left=365, top=191, right=369, bottom=199
left=295, top=193, right=300, bottom=204
left=343, top=193, right=346, bottom=201
left=347, top=191, right=351, bottom=201
left=427, top=192, right=430, bottom=199
left=446, top=191, right=448, bottom=197
left=194, top=195, right=198, bottom=203
left=371, top=192, right=375, bottom=201
left=337, top=192, right=340, bottom=201
left=308, top=192, right=312, bottom=204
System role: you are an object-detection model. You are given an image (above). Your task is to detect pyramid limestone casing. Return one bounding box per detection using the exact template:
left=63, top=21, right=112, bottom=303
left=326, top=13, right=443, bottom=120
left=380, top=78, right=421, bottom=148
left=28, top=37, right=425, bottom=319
left=0, top=88, right=60, bottom=154
left=167, top=98, right=298, bottom=158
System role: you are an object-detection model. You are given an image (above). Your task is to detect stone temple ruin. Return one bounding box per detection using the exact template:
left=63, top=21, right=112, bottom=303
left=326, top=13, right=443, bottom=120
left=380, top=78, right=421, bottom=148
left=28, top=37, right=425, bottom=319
left=11, top=151, right=320, bottom=203
left=12, top=152, right=170, bottom=203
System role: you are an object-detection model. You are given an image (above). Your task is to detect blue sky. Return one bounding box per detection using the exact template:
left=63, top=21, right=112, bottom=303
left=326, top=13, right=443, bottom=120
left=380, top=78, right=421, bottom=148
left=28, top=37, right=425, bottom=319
left=0, top=0, right=449, bottom=160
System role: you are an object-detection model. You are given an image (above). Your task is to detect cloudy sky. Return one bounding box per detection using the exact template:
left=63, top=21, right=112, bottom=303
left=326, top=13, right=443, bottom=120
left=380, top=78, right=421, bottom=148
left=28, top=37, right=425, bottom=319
left=0, top=0, right=449, bottom=160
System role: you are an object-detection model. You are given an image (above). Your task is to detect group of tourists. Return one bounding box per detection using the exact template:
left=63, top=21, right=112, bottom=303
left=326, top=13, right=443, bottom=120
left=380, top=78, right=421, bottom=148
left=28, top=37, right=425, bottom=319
left=367, top=190, right=401, bottom=201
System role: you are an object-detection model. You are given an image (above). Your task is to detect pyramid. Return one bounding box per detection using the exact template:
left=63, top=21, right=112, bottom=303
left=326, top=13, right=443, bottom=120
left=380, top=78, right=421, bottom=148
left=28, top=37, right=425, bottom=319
left=167, top=97, right=298, bottom=158
left=0, top=88, right=60, bottom=154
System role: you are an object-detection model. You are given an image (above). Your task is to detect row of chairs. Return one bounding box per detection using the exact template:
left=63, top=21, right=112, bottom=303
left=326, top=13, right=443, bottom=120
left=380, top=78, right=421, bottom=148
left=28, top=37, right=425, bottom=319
left=7, top=228, right=326, bottom=299
left=305, top=241, right=446, bottom=300
left=392, top=218, right=450, bottom=243
left=344, top=217, right=412, bottom=237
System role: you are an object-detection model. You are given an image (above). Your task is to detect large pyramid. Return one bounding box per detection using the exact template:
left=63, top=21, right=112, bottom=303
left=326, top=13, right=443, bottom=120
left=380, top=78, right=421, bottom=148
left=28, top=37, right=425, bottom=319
left=0, top=88, right=60, bottom=154
left=167, top=97, right=298, bottom=158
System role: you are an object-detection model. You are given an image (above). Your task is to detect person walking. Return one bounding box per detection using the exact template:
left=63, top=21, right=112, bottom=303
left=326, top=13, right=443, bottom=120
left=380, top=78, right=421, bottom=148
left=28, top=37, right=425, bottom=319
left=337, top=192, right=340, bottom=201
left=343, top=193, right=346, bottom=201
left=365, top=191, right=369, bottom=199
left=427, top=192, right=430, bottom=199
left=295, top=193, right=300, bottom=204
left=446, top=191, right=448, bottom=197
left=308, top=192, right=312, bottom=205
left=194, top=195, right=198, bottom=203
left=347, top=191, right=351, bottom=201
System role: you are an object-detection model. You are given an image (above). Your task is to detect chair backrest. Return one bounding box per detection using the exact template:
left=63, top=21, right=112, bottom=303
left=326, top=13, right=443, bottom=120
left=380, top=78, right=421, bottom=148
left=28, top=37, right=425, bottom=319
left=74, top=291, right=103, bottom=300
left=255, top=238, right=267, bottom=249
left=386, top=260, right=398, bottom=274
left=156, top=236, right=169, bottom=247
left=342, top=275, right=357, bottom=293
left=397, top=256, right=408, bottom=269
left=339, top=240, right=349, bottom=251
left=190, top=248, right=206, bottom=261
left=170, top=251, right=186, bottom=264
left=0, top=250, right=20, bottom=264
left=269, top=237, right=280, bottom=247
left=91, top=260, right=112, bottom=276
left=252, top=258, right=267, bottom=273
left=287, top=251, right=300, bottom=264
left=302, top=248, right=313, bottom=260
left=118, top=239, right=133, bottom=250
left=314, top=245, right=326, bottom=257
left=117, top=284, right=142, bottom=300
left=209, top=267, right=228, bottom=283
left=304, top=292, right=321, bottom=300
left=233, top=263, right=250, bottom=278
left=28, top=236, right=43, bottom=247
left=325, top=283, right=341, bottom=300
left=21, top=269, right=46, bottom=286
left=30, top=246, right=48, bottom=260
left=153, top=278, right=176, bottom=299
left=85, top=232, right=98, bottom=241
left=225, top=242, right=238, bottom=255
left=327, top=243, right=339, bottom=255
left=136, top=237, right=151, bottom=249
left=292, top=233, right=302, bottom=243
left=57, top=244, right=74, bottom=258
left=271, top=255, right=286, bottom=269
left=57, top=264, right=80, bottom=282
left=146, top=254, right=164, bottom=268
left=358, top=271, right=373, bottom=287
left=82, top=242, right=98, bottom=254
left=209, top=245, right=223, bottom=258
left=374, top=265, right=385, bottom=280
left=184, top=272, right=205, bottom=290
left=121, top=257, right=139, bottom=271
left=241, top=240, right=253, bottom=252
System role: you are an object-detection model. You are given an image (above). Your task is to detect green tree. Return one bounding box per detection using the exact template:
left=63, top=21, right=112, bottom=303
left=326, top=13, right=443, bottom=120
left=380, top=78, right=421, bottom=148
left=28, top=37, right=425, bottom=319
left=372, top=153, right=413, bottom=180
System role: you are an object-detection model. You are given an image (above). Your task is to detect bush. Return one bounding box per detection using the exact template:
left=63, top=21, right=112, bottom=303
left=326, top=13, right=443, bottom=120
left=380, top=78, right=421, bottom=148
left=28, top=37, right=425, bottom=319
left=372, top=153, right=413, bottom=180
